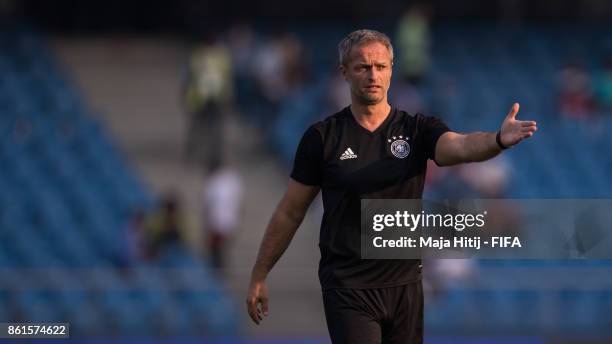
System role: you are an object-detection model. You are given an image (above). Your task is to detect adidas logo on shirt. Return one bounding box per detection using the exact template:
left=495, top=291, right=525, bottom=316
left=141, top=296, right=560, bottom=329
left=339, top=147, right=357, bottom=160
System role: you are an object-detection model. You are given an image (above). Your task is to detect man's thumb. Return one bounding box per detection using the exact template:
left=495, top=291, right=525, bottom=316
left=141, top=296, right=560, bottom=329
left=506, top=103, right=519, bottom=120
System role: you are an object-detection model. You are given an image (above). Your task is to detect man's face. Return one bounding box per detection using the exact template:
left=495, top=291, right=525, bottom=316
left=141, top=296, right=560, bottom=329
left=341, top=41, right=392, bottom=105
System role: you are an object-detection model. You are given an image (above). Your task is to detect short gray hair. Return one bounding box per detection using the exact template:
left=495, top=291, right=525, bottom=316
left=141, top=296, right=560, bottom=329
left=338, top=29, right=394, bottom=66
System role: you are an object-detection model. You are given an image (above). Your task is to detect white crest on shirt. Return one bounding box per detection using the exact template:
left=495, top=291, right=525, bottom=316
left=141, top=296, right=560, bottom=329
left=389, top=135, right=410, bottom=159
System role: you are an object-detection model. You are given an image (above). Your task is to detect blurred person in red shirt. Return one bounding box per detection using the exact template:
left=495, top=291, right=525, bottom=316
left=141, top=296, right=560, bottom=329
left=558, top=59, right=595, bottom=119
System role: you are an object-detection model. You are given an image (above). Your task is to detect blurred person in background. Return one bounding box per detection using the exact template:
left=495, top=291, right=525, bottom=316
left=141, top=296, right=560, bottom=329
left=183, top=32, right=233, bottom=169
left=462, top=158, right=523, bottom=239
left=594, top=53, right=612, bottom=114
left=247, top=29, right=537, bottom=343
left=279, top=32, right=309, bottom=93
left=252, top=36, right=285, bottom=107
left=326, top=72, right=352, bottom=113
left=227, top=22, right=257, bottom=108
left=424, top=157, right=519, bottom=300
left=558, top=59, right=595, bottom=119
left=145, top=193, right=187, bottom=259
left=460, top=156, right=511, bottom=198
left=422, top=164, right=478, bottom=300
left=396, top=4, right=431, bottom=85
left=389, top=80, right=424, bottom=115
left=429, top=156, right=521, bottom=238
left=251, top=32, right=309, bottom=120
left=227, top=22, right=255, bottom=79
left=391, top=4, right=430, bottom=117
left=429, top=73, right=459, bottom=123
left=121, top=208, right=148, bottom=265
left=203, top=157, right=243, bottom=273
left=424, top=163, right=479, bottom=200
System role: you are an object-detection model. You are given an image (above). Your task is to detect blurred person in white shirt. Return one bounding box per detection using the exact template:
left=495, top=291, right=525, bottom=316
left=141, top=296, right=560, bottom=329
left=203, top=157, right=244, bottom=272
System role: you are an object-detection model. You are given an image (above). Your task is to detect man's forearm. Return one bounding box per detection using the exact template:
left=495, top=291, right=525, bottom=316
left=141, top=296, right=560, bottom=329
left=250, top=207, right=304, bottom=281
left=460, top=131, right=502, bottom=163
left=437, top=103, right=536, bottom=166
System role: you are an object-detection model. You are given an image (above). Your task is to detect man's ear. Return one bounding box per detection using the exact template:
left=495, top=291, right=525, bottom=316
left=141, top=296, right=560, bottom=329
left=340, top=64, right=348, bottom=81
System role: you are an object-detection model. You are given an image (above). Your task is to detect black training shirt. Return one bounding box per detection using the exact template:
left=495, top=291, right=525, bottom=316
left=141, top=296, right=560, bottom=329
left=291, top=106, right=451, bottom=290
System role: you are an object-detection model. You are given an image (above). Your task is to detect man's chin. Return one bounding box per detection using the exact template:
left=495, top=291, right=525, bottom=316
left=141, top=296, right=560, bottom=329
left=358, top=94, right=383, bottom=105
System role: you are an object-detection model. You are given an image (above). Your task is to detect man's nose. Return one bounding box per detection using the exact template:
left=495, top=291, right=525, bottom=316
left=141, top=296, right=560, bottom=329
left=367, top=68, right=377, bottom=80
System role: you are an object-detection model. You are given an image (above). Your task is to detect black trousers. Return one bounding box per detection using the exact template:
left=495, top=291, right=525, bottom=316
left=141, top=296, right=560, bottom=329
left=322, top=282, right=423, bottom=344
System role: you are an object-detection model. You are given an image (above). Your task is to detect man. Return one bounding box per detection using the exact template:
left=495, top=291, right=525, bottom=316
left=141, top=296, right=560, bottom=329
left=246, top=29, right=537, bottom=343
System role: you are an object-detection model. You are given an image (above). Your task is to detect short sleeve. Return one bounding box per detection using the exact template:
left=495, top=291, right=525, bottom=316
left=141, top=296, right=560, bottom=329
left=290, top=126, right=323, bottom=186
left=420, top=114, right=451, bottom=163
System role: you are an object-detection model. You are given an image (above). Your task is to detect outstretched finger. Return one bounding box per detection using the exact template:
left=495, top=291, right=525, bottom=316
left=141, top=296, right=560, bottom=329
left=262, top=297, right=269, bottom=316
left=506, top=103, right=520, bottom=120
left=521, top=126, right=537, bottom=132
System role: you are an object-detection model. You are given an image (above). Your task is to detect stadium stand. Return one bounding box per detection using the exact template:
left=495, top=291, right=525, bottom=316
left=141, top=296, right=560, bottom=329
left=0, top=26, right=238, bottom=337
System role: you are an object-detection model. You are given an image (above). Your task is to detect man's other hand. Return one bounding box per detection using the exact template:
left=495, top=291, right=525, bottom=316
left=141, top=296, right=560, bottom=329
left=246, top=278, right=269, bottom=325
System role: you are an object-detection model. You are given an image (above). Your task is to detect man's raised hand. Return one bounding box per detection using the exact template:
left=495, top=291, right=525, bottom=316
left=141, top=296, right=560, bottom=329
left=499, top=103, right=538, bottom=148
